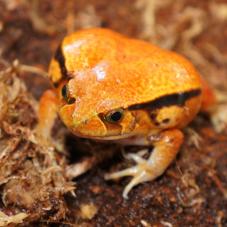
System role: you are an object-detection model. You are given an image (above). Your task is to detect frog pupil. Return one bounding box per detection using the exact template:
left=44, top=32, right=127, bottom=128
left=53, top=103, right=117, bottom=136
left=110, top=111, right=122, bottom=122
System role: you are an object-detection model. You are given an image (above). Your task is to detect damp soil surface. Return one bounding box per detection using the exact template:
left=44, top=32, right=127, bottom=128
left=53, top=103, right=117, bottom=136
left=0, top=0, right=227, bottom=226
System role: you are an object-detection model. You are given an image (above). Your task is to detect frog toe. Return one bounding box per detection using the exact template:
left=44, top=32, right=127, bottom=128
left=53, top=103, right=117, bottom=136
left=105, top=162, right=155, bottom=199
left=105, top=157, right=156, bottom=199
left=105, top=166, right=138, bottom=180
left=104, top=153, right=149, bottom=180
left=122, top=170, right=153, bottom=199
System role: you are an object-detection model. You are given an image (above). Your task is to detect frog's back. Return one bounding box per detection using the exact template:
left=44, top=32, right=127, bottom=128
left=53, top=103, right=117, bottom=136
left=49, top=28, right=202, bottom=118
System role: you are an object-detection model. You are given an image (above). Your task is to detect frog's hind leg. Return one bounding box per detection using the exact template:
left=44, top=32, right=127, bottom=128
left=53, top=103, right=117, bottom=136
left=105, top=129, right=184, bottom=199
left=200, top=77, right=227, bottom=132
left=200, top=77, right=216, bottom=112
left=37, top=89, right=58, bottom=141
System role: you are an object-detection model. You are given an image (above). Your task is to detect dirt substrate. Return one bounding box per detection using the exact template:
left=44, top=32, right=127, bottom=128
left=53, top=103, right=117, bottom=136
left=0, top=0, right=227, bottom=226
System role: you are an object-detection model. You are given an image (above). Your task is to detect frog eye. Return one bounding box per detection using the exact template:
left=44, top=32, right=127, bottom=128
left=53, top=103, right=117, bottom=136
left=61, top=84, right=76, bottom=104
left=104, top=108, right=124, bottom=123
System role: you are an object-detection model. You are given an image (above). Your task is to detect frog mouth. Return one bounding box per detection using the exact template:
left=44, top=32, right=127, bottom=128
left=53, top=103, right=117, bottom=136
left=89, top=133, right=135, bottom=141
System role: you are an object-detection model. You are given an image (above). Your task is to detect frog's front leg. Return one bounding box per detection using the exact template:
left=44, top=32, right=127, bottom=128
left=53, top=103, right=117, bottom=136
left=37, top=89, right=58, bottom=141
left=105, top=129, right=184, bottom=198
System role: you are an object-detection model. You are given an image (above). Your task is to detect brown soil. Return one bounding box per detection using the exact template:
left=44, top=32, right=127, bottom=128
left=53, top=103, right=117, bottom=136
left=0, top=0, right=226, bottom=226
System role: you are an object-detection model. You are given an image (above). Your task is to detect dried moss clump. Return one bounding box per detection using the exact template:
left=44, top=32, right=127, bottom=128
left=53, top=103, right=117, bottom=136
left=0, top=60, right=73, bottom=225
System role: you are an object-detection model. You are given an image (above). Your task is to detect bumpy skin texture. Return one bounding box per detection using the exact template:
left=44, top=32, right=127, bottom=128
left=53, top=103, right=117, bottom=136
left=39, top=28, right=213, bottom=198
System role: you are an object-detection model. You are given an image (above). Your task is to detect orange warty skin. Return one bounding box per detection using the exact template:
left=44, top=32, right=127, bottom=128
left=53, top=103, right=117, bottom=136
left=39, top=28, right=214, bottom=198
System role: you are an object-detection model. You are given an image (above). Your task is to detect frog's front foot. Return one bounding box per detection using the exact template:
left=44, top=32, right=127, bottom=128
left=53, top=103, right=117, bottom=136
left=105, top=153, right=158, bottom=198
left=105, top=129, right=184, bottom=199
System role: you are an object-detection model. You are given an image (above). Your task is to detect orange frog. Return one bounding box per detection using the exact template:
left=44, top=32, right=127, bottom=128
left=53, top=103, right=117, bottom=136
left=38, top=28, right=215, bottom=198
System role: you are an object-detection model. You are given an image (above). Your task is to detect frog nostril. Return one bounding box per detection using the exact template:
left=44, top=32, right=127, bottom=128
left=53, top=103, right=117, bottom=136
left=67, top=97, right=76, bottom=104
left=162, top=118, right=170, bottom=124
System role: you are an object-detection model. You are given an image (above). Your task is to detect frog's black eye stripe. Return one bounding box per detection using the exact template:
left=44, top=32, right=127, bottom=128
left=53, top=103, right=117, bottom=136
left=54, top=44, right=67, bottom=78
left=53, top=44, right=68, bottom=87
left=61, top=84, right=76, bottom=104
left=104, top=108, right=124, bottom=123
